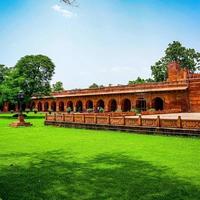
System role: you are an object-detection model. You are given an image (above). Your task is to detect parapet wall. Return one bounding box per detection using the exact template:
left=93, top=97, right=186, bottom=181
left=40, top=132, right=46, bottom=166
left=45, top=113, right=200, bottom=131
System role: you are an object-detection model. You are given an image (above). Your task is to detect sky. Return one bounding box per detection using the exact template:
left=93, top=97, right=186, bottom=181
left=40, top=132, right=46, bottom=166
left=0, top=0, right=200, bottom=89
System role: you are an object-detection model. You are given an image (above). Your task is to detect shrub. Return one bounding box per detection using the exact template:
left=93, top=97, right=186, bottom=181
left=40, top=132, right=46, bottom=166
left=25, top=108, right=30, bottom=113
left=99, top=107, right=104, bottom=113
left=33, top=108, right=38, bottom=114
left=148, top=108, right=156, bottom=112
left=48, top=109, right=53, bottom=114
left=66, top=107, right=72, bottom=113
left=87, top=108, right=93, bottom=113
left=131, top=108, right=140, bottom=114
left=10, top=110, right=14, bottom=113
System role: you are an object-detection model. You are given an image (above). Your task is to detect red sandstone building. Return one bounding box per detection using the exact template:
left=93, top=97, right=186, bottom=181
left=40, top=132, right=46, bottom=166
left=2, top=62, right=200, bottom=113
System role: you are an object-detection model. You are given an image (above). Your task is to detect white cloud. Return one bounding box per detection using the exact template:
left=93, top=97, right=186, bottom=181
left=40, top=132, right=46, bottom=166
left=52, top=4, right=76, bottom=18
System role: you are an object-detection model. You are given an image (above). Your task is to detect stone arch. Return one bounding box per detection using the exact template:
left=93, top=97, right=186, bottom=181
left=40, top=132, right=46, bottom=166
left=108, top=99, right=117, bottom=112
left=44, top=102, right=49, bottom=112
left=0, top=104, right=3, bottom=112
left=67, top=101, right=74, bottom=111
left=121, top=98, right=131, bottom=112
left=152, top=97, right=164, bottom=111
left=38, top=102, right=42, bottom=112
left=86, top=100, right=93, bottom=109
left=31, top=102, right=36, bottom=110
left=59, top=101, right=65, bottom=112
left=76, top=100, right=83, bottom=112
left=136, top=98, right=146, bottom=111
left=97, top=99, right=105, bottom=109
left=51, top=101, right=56, bottom=112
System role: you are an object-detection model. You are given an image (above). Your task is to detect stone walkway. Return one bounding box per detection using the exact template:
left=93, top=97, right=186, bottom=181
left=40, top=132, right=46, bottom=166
left=128, top=113, right=200, bottom=120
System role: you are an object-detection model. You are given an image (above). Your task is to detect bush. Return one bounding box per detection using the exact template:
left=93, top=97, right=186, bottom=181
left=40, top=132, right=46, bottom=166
left=131, top=108, right=140, bottom=114
left=66, top=107, right=72, bottom=113
left=148, top=108, right=156, bottom=112
left=99, top=107, right=104, bottom=113
left=10, top=110, right=14, bottom=114
left=87, top=108, right=93, bottom=113
left=33, top=108, right=38, bottom=114
left=48, top=109, right=53, bottom=114
left=25, top=108, right=30, bottom=113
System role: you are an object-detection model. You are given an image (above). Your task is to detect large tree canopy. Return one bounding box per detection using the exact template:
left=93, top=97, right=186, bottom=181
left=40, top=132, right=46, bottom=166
left=14, top=55, right=55, bottom=97
left=0, top=55, right=55, bottom=106
left=0, top=64, right=9, bottom=84
left=151, top=41, right=200, bottom=82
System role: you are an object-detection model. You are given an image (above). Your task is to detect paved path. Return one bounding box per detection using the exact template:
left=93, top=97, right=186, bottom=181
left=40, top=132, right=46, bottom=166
left=128, top=113, right=200, bottom=120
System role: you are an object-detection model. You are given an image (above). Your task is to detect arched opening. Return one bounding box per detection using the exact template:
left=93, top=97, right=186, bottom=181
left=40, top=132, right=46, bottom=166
left=86, top=100, right=93, bottom=109
left=59, top=101, right=64, bottom=112
left=76, top=101, right=83, bottom=112
left=121, top=99, right=131, bottom=112
left=51, top=101, right=56, bottom=112
left=67, top=101, right=74, bottom=111
left=44, top=102, right=49, bottom=112
left=136, top=98, right=146, bottom=112
left=8, top=103, right=16, bottom=111
left=108, top=99, right=117, bottom=112
left=97, top=99, right=105, bottom=109
left=152, top=97, right=164, bottom=111
left=38, top=102, right=42, bottom=112
left=0, top=104, right=3, bottom=112
left=31, top=102, right=35, bottom=111
left=22, top=103, right=26, bottom=111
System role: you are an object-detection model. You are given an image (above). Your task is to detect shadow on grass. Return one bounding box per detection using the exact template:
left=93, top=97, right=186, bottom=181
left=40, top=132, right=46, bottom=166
left=0, top=151, right=199, bottom=200
left=0, top=115, right=44, bottom=120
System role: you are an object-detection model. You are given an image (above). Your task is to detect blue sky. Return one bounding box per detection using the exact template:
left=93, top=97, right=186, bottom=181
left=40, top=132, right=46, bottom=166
left=0, top=0, right=200, bottom=89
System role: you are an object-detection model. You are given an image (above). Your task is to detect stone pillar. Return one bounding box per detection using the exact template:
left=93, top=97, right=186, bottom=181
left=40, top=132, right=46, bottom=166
left=138, top=115, right=142, bottom=126
left=177, top=116, right=182, bottom=128
left=156, top=116, right=161, bottom=127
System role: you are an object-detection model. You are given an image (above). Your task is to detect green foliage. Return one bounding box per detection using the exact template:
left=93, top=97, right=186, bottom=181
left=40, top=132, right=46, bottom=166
left=87, top=108, right=93, bottom=113
left=14, top=55, right=55, bottom=97
left=52, top=81, right=64, bottom=92
left=0, top=55, right=55, bottom=107
left=151, top=41, right=200, bottom=82
left=25, top=108, right=30, bottom=113
left=89, top=83, right=99, bottom=89
left=66, top=107, right=72, bottom=113
left=0, top=64, right=9, bottom=84
left=131, top=108, right=140, bottom=114
left=98, top=107, right=104, bottom=113
left=128, top=77, right=154, bottom=85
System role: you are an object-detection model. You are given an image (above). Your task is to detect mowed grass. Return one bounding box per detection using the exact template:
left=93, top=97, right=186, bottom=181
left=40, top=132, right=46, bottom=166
left=0, top=114, right=200, bottom=200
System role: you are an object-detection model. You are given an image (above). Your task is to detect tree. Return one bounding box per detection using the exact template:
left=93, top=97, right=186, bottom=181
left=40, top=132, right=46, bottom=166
left=128, top=77, right=154, bottom=85
left=0, top=64, right=9, bottom=84
left=89, top=83, right=99, bottom=89
left=52, top=81, right=64, bottom=92
left=14, top=55, right=55, bottom=100
left=151, top=41, right=200, bottom=82
left=0, top=67, right=20, bottom=107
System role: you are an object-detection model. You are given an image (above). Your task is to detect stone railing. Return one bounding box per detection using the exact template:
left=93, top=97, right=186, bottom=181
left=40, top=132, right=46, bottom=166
left=45, top=113, right=200, bottom=130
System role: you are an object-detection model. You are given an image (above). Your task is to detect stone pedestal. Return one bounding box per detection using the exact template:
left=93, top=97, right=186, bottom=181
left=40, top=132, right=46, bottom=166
left=10, top=115, right=32, bottom=127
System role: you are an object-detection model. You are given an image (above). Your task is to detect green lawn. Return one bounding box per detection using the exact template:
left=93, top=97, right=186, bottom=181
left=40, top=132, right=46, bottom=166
left=0, top=114, right=200, bottom=200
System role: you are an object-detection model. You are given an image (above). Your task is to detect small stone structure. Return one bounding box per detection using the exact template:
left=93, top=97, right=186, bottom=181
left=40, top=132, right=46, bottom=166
left=10, top=115, right=32, bottom=127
